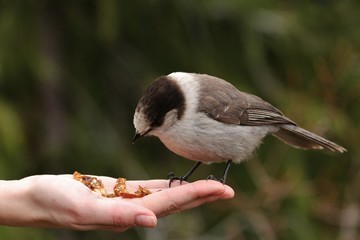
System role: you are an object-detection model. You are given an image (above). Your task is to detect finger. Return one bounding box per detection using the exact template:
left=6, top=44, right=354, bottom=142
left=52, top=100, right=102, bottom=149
left=133, top=180, right=234, bottom=217
left=170, top=190, right=233, bottom=213
left=159, top=181, right=234, bottom=215
left=126, top=179, right=186, bottom=190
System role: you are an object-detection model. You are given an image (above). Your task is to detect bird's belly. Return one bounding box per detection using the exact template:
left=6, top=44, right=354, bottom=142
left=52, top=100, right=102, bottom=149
left=161, top=136, right=227, bottom=163
left=156, top=114, right=274, bottom=163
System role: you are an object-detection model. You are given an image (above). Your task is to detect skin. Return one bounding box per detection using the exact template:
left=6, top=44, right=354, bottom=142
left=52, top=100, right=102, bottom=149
left=0, top=175, right=234, bottom=232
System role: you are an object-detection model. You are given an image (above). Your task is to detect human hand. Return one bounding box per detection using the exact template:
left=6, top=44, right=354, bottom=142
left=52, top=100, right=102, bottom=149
left=1, top=175, right=234, bottom=232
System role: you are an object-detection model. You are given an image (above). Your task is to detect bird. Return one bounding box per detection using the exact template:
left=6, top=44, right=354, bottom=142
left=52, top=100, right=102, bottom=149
left=132, top=72, right=346, bottom=186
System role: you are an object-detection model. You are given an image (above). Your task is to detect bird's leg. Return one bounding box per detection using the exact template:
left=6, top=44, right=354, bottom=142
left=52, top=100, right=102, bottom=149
left=168, top=161, right=202, bottom=187
left=207, top=160, right=232, bottom=184
left=220, top=160, right=232, bottom=183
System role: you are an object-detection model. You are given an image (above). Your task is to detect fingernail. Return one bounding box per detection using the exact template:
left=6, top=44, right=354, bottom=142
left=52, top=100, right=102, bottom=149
left=135, top=215, right=157, bottom=228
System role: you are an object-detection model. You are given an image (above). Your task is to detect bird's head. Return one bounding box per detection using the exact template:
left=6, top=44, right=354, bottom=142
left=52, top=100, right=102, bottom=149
left=133, top=75, right=186, bottom=143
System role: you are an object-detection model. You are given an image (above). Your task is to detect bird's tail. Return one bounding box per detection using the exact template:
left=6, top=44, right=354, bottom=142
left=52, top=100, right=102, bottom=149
left=272, top=125, right=346, bottom=153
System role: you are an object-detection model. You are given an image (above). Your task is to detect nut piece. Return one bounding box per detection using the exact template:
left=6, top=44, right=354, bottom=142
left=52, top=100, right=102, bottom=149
left=73, top=171, right=152, bottom=198
left=73, top=171, right=107, bottom=197
left=114, top=178, right=152, bottom=198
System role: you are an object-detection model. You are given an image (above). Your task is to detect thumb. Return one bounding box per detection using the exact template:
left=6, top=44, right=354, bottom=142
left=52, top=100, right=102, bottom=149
left=71, top=199, right=157, bottom=230
left=99, top=199, right=158, bottom=228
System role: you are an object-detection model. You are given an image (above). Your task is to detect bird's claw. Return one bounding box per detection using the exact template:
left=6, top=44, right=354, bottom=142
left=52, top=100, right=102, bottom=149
left=206, top=175, right=226, bottom=184
left=167, top=172, right=187, bottom=187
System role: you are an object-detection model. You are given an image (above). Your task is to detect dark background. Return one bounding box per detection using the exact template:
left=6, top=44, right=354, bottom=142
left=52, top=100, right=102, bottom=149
left=0, top=1, right=359, bottom=239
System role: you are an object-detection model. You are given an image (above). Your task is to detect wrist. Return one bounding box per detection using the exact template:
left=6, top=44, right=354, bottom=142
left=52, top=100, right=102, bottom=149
left=0, top=175, right=51, bottom=227
left=0, top=177, right=34, bottom=226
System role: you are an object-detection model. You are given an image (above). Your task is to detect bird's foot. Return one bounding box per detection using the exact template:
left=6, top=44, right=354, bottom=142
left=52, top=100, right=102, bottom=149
left=206, top=175, right=226, bottom=184
left=167, top=172, right=188, bottom=187
left=206, top=160, right=231, bottom=184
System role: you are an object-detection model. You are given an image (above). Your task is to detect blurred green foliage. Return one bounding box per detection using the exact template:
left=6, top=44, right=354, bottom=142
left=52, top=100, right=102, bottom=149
left=0, top=0, right=359, bottom=239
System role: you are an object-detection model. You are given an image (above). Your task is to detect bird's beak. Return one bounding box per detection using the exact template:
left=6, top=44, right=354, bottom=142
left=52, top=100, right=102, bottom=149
left=132, top=132, right=143, bottom=144
left=132, top=129, right=151, bottom=144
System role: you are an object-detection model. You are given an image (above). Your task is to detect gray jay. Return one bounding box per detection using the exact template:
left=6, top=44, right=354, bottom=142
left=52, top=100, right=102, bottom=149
left=133, top=72, right=346, bottom=186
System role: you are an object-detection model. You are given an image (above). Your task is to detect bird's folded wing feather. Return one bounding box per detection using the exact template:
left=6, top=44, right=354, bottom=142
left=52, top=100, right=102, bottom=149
left=197, top=78, right=295, bottom=126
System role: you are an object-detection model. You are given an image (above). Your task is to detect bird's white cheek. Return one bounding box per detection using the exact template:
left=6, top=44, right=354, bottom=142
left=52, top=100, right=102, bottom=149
left=133, top=111, right=149, bottom=134
left=161, top=109, right=179, bottom=130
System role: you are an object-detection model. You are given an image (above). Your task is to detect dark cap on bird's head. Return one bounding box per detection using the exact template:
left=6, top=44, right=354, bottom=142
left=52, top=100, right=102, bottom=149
left=133, top=76, right=186, bottom=143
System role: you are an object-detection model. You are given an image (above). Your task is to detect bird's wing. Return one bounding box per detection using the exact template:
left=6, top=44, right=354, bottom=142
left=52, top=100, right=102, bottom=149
left=196, top=75, right=295, bottom=126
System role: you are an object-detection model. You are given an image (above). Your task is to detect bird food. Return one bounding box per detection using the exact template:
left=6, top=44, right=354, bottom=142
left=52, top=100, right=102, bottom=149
left=73, top=171, right=152, bottom=198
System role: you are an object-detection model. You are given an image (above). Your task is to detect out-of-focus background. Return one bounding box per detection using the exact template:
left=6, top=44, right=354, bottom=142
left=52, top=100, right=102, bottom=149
left=0, top=1, right=359, bottom=239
